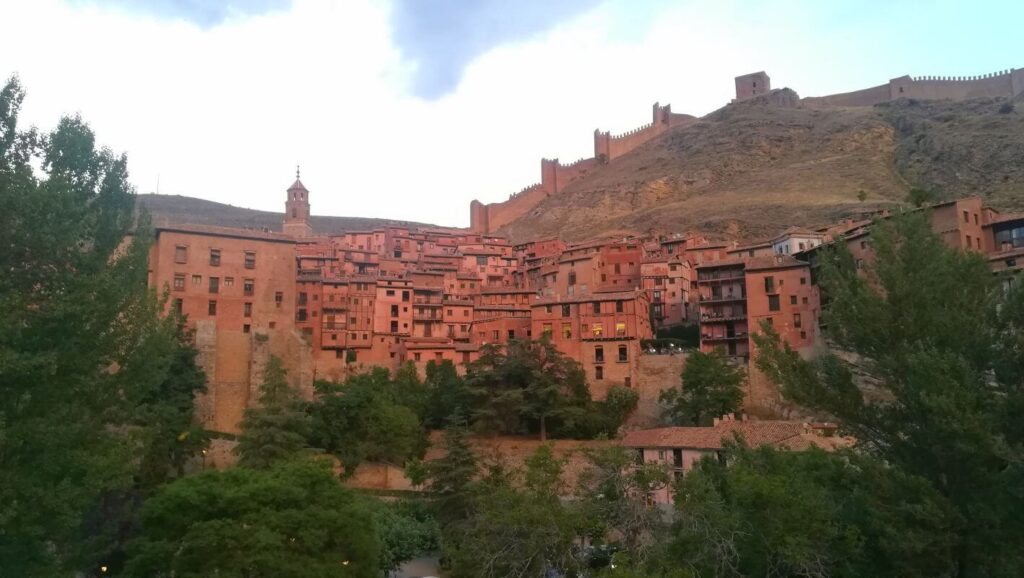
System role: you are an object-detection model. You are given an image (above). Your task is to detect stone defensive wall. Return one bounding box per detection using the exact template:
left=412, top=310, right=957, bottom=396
left=803, top=68, right=1023, bottom=108
left=470, top=102, right=696, bottom=234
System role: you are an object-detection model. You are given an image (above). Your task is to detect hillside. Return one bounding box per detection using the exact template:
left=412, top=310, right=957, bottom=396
left=496, top=90, right=1024, bottom=242
left=138, top=194, right=431, bottom=234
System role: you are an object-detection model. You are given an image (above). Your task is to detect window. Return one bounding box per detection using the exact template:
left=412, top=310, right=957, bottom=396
left=595, top=346, right=604, bottom=362
left=390, top=321, right=399, bottom=333
left=208, top=300, right=217, bottom=315
left=224, top=277, right=234, bottom=287
left=562, top=323, right=572, bottom=339
left=614, top=263, right=621, bottom=274
left=768, top=295, right=780, bottom=312
left=966, top=234, right=973, bottom=248
left=856, top=259, right=865, bottom=270
left=414, top=353, right=421, bottom=362
left=391, top=305, right=399, bottom=316
left=244, top=302, right=252, bottom=317
left=243, top=324, right=251, bottom=333
left=803, top=296, right=809, bottom=304
left=209, top=249, right=220, bottom=266
left=764, top=276, right=775, bottom=293
left=542, top=323, right=553, bottom=337
left=765, top=317, right=773, bottom=326
left=618, top=345, right=628, bottom=362
left=209, top=277, right=219, bottom=294
left=974, top=213, right=979, bottom=226
left=790, top=295, right=797, bottom=305
left=402, top=291, right=410, bottom=302
left=562, top=304, right=571, bottom=317
left=269, top=321, right=276, bottom=329
left=244, top=251, right=256, bottom=269
left=298, top=292, right=308, bottom=305
left=545, top=305, right=552, bottom=314
left=616, top=300, right=624, bottom=313
left=624, top=376, right=631, bottom=387
left=595, top=365, right=603, bottom=380
left=794, top=313, right=802, bottom=328
left=800, top=330, right=807, bottom=339
left=963, top=210, right=969, bottom=223
left=615, top=322, right=626, bottom=336
left=592, top=323, right=603, bottom=337
left=491, top=330, right=499, bottom=341
left=386, top=289, right=395, bottom=296
left=507, top=329, right=515, bottom=339
left=568, top=271, right=577, bottom=285
left=274, top=291, right=283, bottom=306
left=174, top=245, right=188, bottom=264
left=172, top=298, right=183, bottom=314
left=297, top=309, right=307, bottom=322
left=192, top=274, right=202, bottom=286
left=653, top=290, right=661, bottom=301
left=173, top=274, right=185, bottom=291
left=593, top=301, right=601, bottom=314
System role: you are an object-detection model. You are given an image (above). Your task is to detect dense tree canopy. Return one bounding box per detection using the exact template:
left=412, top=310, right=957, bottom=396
left=235, top=356, right=311, bottom=470
left=753, top=212, right=1024, bottom=577
left=0, top=75, right=207, bottom=575
left=123, top=459, right=381, bottom=578
left=659, top=348, right=745, bottom=426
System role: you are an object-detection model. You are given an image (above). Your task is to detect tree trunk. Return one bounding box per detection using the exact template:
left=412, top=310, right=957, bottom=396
left=540, top=415, right=547, bottom=441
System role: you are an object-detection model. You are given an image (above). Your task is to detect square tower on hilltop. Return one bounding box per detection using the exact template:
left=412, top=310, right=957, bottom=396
left=735, top=71, right=771, bottom=101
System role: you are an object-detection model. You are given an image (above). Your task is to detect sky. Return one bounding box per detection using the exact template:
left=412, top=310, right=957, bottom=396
left=2, top=0, right=1021, bottom=227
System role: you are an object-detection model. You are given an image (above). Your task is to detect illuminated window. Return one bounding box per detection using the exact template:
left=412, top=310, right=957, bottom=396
left=615, top=322, right=626, bottom=336
left=562, top=323, right=572, bottom=339
left=592, top=323, right=603, bottom=337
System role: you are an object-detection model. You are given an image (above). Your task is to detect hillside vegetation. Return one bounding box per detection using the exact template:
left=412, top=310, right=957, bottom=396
left=497, top=89, right=1024, bottom=242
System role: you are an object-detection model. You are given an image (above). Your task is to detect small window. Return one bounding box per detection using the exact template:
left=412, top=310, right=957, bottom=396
left=624, top=376, right=631, bottom=387
left=593, top=302, right=601, bottom=314
left=595, top=366, right=603, bottom=380
left=244, top=302, right=252, bottom=317
left=794, top=313, right=802, bottom=328
left=275, top=291, right=283, bottom=306
left=390, top=321, right=398, bottom=333
left=224, top=277, right=234, bottom=287
left=800, top=330, right=807, bottom=339
left=391, top=304, right=399, bottom=316
left=208, top=300, right=217, bottom=316
left=963, top=210, right=969, bottom=223
left=209, top=249, right=220, bottom=266
left=764, top=276, right=775, bottom=293
left=414, top=353, right=421, bottom=361
left=803, top=296, right=809, bottom=304
left=616, top=300, right=624, bottom=313
left=192, top=274, right=202, bottom=286
left=595, top=346, right=604, bottom=363
left=244, top=251, right=256, bottom=269
left=542, top=323, right=553, bottom=337
left=402, top=291, right=410, bottom=302
left=768, top=295, right=780, bottom=312
left=618, top=345, right=628, bottom=362
left=174, top=245, right=188, bottom=264
left=296, top=309, right=307, bottom=322
left=800, top=277, right=806, bottom=285
left=173, top=274, right=185, bottom=291
left=507, top=329, right=515, bottom=339
left=562, top=304, right=571, bottom=317
left=209, top=277, right=219, bottom=294
left=243, top=324, right=251, bottom=333
left=790, top=295, right=797, bottom=305
left=593, top=323, right=603, bottom=337
left=615, top=322, right=626, bottom=336
left=562, top=323, right=572, bottom=339
left=172, top=298, right=183, bottom=314
left=386, top=289, right=395, bottom=296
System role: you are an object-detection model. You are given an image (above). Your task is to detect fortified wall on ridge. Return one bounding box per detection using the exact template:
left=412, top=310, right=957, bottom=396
left=469, top=67, right=1024, bottom=235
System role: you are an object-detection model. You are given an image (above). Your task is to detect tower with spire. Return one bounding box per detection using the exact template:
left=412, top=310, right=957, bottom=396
left=283, top=165, right=313, bottom=238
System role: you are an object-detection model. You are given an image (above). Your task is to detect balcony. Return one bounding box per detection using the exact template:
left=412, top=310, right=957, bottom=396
left=700, top=313, right=747, bottom=322
left=701, top=333, right=749, bottom=342
left=413, top=313, right=442, bottom=322
left=699, top=294, right=746, bottom=303
left=697, top=273, right=745, bottom=283
left=413, top=297, right=443, bottom=305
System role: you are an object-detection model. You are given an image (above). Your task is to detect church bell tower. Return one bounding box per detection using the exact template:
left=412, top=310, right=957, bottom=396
left=283, top=166, right=313, bottom=238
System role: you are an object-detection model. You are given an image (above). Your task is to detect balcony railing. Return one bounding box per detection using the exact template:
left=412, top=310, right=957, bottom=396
left=699, top=294, right=746, bottom=303
left=701, top=333, right=749, bottom=341
left=700, top=313, right=747, bottom=322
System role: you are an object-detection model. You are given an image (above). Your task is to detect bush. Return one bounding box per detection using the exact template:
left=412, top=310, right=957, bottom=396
left=998, top=102, right=1015, bottom=114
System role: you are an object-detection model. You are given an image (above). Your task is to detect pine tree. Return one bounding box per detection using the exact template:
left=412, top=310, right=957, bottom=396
left=235, top=356, right=310, bottom=469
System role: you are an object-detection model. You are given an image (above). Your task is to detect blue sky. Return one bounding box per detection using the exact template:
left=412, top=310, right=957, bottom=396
left=3, top=0, right=1021, bottom=226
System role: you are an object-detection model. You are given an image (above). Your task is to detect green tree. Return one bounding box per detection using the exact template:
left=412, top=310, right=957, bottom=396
left=122, top=459, right=381, bottom=578
left=235, top=356, right=310, bottom=469
left=659, top=349, right=745, bottom=426
left=856, top=189, right=868, bottom=202
left=668, top=444, right=954, bottom=578
left=0, top=75, right=196, bottom=574
left=906, top=186, right=935, bottom=207
left=752, top=211, right=1024, bottom=576
left=369, top=499, right=440, bottom=574
left=467, top=339, right=591, bottom=439
left=423, top=359, right=472, bottom=428
left=444, top=445, right=583, bottom=578
left=307, top=368, right=426, bottom=476
left=576, top=445, right=670, bottom=566
left=425, top=421, right=478, bottom=523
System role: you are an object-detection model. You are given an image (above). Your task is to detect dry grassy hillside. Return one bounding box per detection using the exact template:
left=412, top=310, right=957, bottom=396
left=497, top=89, right=1024, bottom=242
left=138, top=194, right=431, bottom=234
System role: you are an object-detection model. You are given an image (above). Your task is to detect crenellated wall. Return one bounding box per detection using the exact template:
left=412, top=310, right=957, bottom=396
left=803, top=68, right=1022, bottom=108
left=471, top=102, right=696, bottom=234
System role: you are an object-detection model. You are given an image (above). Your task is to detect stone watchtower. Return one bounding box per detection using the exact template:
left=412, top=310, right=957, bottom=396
left=283, top=167, right=313, bottom=238
left=734, top=71, right=771, bottom=101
